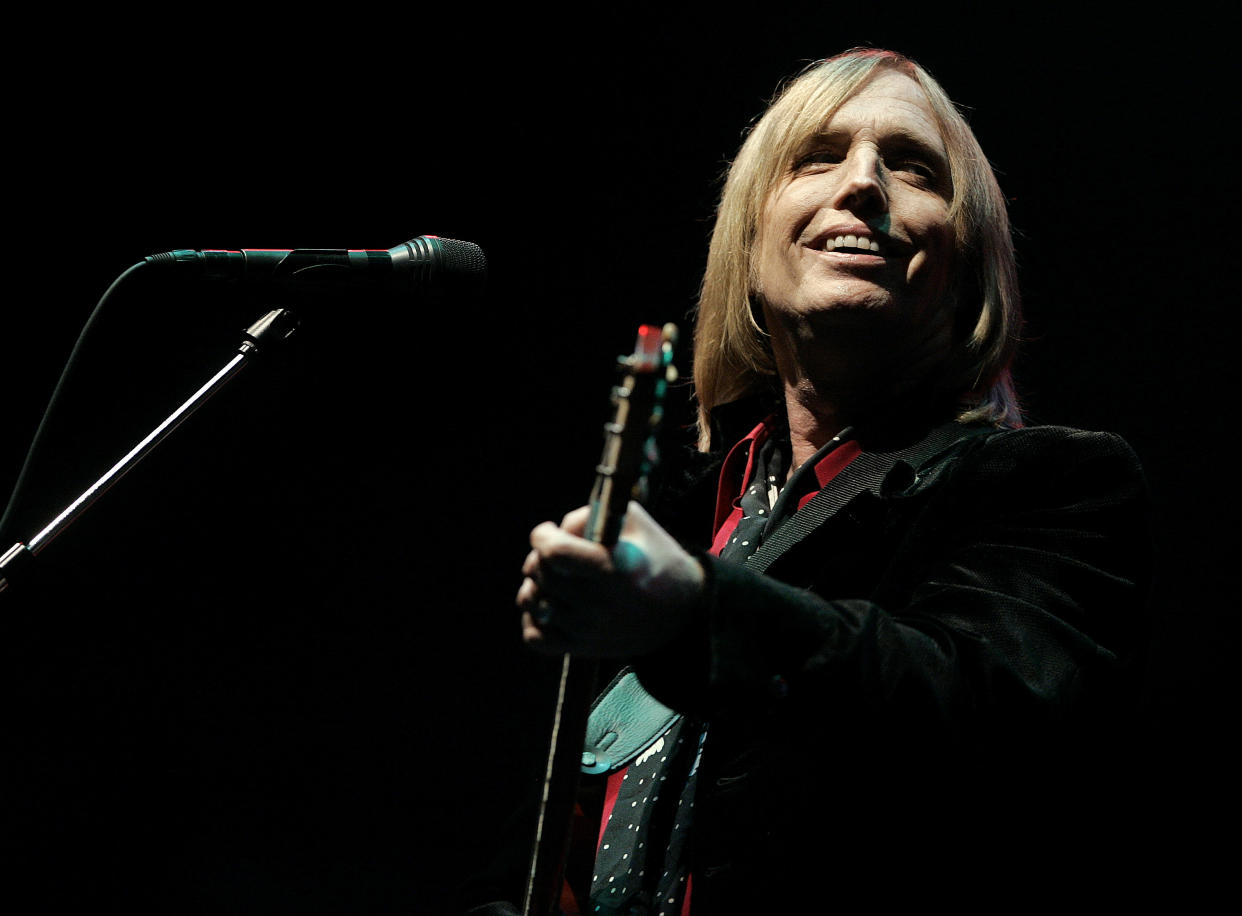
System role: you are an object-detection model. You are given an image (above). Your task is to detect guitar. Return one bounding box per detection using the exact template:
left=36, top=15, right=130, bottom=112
left=522, top=323, right=679, bottom=916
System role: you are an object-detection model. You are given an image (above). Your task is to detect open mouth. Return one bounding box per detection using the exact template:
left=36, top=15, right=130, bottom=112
left=823, top=234, right=881, bottom=254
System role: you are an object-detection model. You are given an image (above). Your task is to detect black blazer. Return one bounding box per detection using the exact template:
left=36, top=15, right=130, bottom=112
left=636, top=416, right=1152, bottom=911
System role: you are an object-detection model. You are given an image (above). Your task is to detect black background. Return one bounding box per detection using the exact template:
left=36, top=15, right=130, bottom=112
left=1, top=13, right=1234, bottom=912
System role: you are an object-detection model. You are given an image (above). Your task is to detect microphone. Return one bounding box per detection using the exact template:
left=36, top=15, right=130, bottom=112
left=144, top=235, right=486, bottom=301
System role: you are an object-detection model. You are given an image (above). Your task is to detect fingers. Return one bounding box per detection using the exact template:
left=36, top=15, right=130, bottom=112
left=528, top=520, right=612, bottom=578
left=560, top=505, right=591, bottom=534
left=517, top=513, right=610, bottom=645
left=519, top=504, right=664, bottom=658
left=521, top=609, right=570, bottom=655
left=517, top=568, right=564, bottom=654
left=515, top=573, right=539, bottom=608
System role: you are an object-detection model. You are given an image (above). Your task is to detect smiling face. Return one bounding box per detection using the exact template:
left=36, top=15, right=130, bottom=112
left=693, top=50, right=1024, bottom=446
left=753, top=69, right=958, bottom=363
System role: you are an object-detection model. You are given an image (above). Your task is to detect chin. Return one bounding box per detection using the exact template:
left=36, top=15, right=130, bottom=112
left=798, top=292, right=909, bottom=323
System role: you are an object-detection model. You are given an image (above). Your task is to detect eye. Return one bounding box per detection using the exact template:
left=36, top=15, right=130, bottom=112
left=883, top=141, right=948, bottom=189
left=793, top=149, right=844, bottom=171
left=890, top=157, right=937, bottom=181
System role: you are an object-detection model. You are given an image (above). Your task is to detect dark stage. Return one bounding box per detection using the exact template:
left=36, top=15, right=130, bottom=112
left=1, top=15, right=1234, bottom=912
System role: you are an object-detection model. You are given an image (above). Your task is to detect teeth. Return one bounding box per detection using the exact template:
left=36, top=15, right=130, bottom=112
left=824, top=234, right=881, bottom=253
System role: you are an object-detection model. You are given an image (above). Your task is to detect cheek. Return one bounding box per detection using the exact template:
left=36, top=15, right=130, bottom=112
left=753, top=184, right=817, bottom=293
left=752, top=217, right=785, bottom=296
left=760, top=181, right=821, bottom=243
left=908, top=229, right=959, bottom=337
left=907, top=214, right=956, bottom=290
left=773, top=181, right=822, bottom=232
left=750, top=230, right=774, bottom=298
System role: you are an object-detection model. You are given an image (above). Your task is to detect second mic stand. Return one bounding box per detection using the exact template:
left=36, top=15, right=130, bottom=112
left=0, top=307, right=299, bottom=595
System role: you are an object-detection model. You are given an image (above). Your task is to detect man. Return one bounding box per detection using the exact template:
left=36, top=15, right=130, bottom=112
left=510, top=49, right=1149, bottom=914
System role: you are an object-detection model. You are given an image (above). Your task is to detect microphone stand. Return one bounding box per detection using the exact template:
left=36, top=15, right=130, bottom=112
left=0, top=307, right=298, bottom=595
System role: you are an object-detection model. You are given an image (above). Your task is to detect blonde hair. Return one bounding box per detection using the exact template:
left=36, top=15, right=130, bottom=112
left=693, top=48, right=1022, bottom=449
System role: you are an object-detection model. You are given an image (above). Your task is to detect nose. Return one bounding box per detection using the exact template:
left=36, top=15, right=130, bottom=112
left=831, top=145, right=888, bottom=214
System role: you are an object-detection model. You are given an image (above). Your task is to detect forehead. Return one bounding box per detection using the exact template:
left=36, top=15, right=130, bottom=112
left=820, top=70, right=944, bottom=149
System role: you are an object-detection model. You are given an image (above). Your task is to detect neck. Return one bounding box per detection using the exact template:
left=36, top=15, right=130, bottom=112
left=781, top=381, right=853, bottom=474
left=769, top=324, right=955, bottom=474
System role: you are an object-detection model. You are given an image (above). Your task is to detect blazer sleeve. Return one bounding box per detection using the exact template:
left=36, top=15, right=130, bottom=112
left=634, top=426, right=1152, bottom=746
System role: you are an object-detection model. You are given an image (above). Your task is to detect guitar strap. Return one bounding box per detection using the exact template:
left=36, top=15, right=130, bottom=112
left=581, top=666, right=681, bottom=775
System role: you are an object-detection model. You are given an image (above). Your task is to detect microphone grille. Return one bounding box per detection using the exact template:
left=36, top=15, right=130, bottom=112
left=434, top=236, right=488, bottom=279
left=398, top=235, right=487, bottom=299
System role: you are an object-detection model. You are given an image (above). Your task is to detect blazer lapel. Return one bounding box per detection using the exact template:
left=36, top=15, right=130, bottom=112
left=744, top=422, right=981, bottom=576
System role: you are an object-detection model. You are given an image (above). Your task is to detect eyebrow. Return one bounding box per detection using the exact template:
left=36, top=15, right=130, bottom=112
left=808, top=125, right=947, bottom=160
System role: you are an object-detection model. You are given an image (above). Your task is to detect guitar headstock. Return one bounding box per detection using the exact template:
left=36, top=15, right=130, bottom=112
left=627, top=323, right=678, bottom=374
left=586, top=323, right=679, bottom=547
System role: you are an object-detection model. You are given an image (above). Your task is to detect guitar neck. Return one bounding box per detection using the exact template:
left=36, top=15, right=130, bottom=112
left=521, top=323, right=677, bottom=916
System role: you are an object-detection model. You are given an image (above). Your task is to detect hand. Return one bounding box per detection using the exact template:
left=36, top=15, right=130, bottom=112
left=517, top=501, right=705, bottom=658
